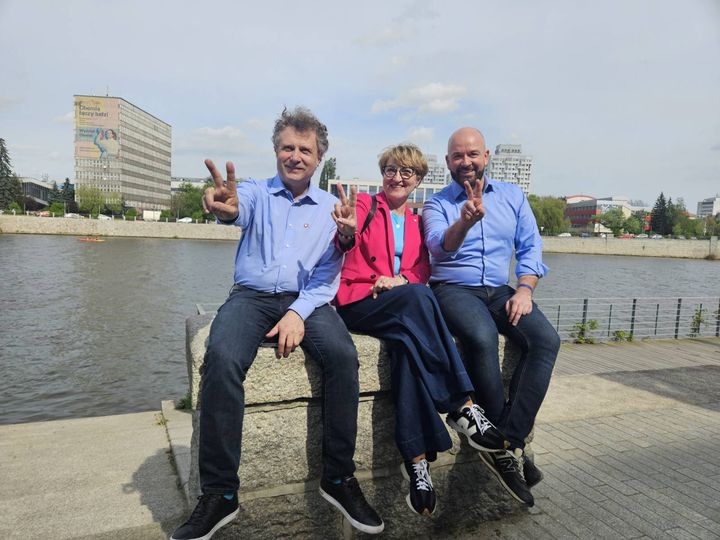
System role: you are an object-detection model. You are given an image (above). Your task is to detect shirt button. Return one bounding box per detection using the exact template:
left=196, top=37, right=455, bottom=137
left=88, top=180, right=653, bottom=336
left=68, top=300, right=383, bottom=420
left=285, top=244, right=290, bottom=248
left=370, top=256, right=376, bottom=262
left=282, top=265, right=287, bottom=269
left=370, top=274, right=376, bottom=279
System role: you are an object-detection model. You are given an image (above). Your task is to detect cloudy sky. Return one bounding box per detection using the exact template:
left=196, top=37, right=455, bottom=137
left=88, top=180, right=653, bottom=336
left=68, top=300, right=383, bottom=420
left=1, top=0, right=718, bottom=210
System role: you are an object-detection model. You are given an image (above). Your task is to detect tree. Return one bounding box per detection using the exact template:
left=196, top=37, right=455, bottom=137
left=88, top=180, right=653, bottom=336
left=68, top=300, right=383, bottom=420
left=319, top=157, right=337, bottom=192
left=76, top=185, right=105, bottom=215
left=171, top=182, right=205, bottom=219
left=650, top=192, right=670, bottom=235
left=623, top=214, right=643, bottom=235
left=48, top=181, right=62, bottom=205
left=598, top=207, right=626, bottom=236
left=60, top=178, right=75, bottom=202
left=0, top=138, right=23, bottom=210
left=528, top=195, right=569, bottom=235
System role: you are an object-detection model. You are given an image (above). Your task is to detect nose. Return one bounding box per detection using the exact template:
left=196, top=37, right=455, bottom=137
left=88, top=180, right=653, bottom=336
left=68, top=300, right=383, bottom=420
left=460, top=155, right=472, bottom=167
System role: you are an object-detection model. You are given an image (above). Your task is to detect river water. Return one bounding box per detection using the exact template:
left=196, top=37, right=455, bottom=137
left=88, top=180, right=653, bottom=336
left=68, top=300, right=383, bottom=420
left=2, top=233, right=719, bottom=424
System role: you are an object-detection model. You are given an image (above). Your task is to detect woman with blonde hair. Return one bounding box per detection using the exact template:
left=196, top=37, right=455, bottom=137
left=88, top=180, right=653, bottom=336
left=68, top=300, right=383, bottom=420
left=332, top=144, right=508, bottom=516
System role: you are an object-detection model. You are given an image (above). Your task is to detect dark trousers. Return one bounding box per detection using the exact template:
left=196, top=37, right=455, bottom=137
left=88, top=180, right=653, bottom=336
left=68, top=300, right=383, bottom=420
left=432, top=283, right=560, bottom=450
left=199, top=284, right=359, bottom=494
left=338, top=284, right=472, bottom=462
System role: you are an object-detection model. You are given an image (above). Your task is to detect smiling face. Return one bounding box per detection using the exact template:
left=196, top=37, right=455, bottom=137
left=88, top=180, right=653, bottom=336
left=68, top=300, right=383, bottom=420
left=446, top=127, right=490, bottom=188
left=275, top=127, right=321, bottom=197
left=381, top=161, right=420, bottom=208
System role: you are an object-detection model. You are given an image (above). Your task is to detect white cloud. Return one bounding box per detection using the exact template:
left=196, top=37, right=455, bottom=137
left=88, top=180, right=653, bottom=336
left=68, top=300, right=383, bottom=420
left=54, top=111, right=73, bottom=124
left=407, top=126, right=434, bottom=144
left=372, top=83, right=466, bottom=116
left=174, top=126, right=253, bottom=155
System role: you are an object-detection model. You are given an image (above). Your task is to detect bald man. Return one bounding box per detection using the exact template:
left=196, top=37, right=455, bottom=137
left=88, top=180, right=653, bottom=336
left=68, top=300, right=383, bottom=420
left=422, top=128, right=560, bottom=507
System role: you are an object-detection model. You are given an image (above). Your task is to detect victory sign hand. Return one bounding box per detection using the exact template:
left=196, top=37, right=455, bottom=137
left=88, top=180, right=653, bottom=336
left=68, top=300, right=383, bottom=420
left=331, top=183, right=358, bottom=237
left=461, top=180, right=485, bottom=226
left=203, top=159, right=239, bottom=221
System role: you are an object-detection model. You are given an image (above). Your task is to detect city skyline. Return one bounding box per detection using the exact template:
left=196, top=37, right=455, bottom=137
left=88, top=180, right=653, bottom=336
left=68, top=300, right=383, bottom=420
left=1, top=0, right=718, bottom=210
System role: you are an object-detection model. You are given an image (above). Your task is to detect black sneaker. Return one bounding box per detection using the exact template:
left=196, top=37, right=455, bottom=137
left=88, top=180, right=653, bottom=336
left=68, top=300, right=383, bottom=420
left=170, top=493, right=239, bottom=540
left=401, top=459, right=437, bottom=516
left=523, top=454, right=544, bottom=488
left=319, top=476, right=384, bottom=534
left=479, top=449, right=534, bottom=506
left=446, top=404, right=510, bottom=451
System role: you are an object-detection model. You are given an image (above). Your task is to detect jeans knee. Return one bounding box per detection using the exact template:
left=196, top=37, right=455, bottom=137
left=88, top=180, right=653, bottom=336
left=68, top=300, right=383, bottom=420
left=203, top=344, right=251, bottom=383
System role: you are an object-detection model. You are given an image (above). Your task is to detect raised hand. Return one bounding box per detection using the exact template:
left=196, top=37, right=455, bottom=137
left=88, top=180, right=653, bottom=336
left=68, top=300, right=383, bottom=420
left=461, top=180, right=485, bottom=225
left=203, top=159, right=239, bottom=221
left=331, top=183, right=358, bottom=238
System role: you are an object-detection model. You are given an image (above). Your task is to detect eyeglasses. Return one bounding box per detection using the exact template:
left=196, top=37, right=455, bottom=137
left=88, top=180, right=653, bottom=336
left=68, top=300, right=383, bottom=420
left=382, top=166, right=416, bottom=180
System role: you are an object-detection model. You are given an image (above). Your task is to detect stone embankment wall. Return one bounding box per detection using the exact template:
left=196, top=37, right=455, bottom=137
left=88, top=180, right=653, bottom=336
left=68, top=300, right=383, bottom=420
left=0, top=215, right=240, bottom=241
left=542, top=236, right=719, bottom=259
left=3, top=215, right=718, bottom=259
left=185, top=314, right=526, bottom=538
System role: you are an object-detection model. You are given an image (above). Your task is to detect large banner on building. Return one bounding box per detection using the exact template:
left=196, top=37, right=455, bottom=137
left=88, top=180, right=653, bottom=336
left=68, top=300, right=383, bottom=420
left=74, top=96, right=120, bottom=160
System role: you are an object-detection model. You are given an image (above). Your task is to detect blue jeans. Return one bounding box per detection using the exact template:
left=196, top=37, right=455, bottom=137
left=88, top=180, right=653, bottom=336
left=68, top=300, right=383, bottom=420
left=338, top=284, right=472, bottom=461
left=431, top=283, right=560, bottom=450
left=199, top=284, right=359, bottom=494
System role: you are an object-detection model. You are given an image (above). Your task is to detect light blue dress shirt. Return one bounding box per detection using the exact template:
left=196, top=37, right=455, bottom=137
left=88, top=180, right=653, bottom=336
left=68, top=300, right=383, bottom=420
left=222, top=176, right=342, bottom=320
left=422, top=178, right=549, bottom=286
left=391, top=212, right=405, bottom=275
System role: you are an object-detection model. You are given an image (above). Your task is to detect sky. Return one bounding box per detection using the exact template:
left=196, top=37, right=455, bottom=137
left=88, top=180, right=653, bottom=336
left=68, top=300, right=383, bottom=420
left=1, top=0, right=719, bottom=211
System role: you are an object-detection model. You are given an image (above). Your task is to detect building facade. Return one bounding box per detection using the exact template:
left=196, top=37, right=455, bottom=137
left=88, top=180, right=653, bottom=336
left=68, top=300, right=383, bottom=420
left=19, top=177, right=54, bottom=206
left=74, top=95, right=171, bottom=211
left=697, top=196, right=720, bottom=218
left=487, top=144, right=532, bottom=194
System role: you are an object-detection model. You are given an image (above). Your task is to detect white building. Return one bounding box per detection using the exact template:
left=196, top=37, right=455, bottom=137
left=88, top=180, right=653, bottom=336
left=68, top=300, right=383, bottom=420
left=74, top=95, right=172, bottom=211
left=171, top=177, right=208, bottom=194
left=487, top=144, right=532, bottom=194
left=424, top=154, right=450, bottom=186
left=696, top=196, right=720, bottom=218
left=326, top=179, right=446, bottom=210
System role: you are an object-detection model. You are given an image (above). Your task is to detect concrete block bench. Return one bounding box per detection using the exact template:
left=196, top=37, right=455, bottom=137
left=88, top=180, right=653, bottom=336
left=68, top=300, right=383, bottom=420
left=185, top=313, right=530, bottom=538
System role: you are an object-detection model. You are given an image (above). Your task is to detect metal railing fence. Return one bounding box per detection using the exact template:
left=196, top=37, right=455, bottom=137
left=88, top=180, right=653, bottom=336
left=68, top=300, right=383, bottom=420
left=535, top=296, right=720, bottom=342
left=197, top=295, right=720, bottom=343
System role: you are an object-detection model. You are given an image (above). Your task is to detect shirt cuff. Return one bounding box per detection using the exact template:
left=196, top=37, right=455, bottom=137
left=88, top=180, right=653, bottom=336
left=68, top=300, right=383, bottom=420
left=288, top=298, right=314, bottom=321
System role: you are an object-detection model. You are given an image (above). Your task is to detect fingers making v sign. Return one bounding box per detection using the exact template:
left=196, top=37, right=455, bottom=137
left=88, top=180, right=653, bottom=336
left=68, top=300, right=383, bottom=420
left=331, top=183, right=358, bottom=239
left=461, top=180, right=485, bottom=225
left=203, top=159, right=239, bottom=222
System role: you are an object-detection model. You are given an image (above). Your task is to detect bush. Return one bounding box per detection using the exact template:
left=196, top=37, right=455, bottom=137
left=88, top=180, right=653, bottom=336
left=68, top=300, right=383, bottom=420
left=571, top=319, right=598, bottom=344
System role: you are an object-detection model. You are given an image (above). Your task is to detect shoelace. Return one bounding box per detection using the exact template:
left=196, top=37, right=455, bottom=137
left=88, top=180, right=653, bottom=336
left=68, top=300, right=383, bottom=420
left=411, top=460, right=434, bottom=492
left=185, top=495, right=217, bottom=526
left=468, top=404, right=494, bottom=435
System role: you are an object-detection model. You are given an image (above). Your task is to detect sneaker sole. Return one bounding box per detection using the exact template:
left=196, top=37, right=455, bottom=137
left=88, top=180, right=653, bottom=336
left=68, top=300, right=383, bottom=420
left=446, top=417, right=507, bottom=452
left=400, top=464, right=437, bottom=517
left=169, top=508, right=239, bottom=540
left=478, top=452, right=534, bottom=507
left=319, top=486, right=385, bottom=535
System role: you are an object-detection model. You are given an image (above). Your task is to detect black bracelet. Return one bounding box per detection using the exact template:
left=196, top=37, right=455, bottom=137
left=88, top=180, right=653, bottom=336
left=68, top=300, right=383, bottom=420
left=217, top=214, right=239, bottom=224
left=338, top=232, right=355, bottom=241
left=517, top=283, right=534, bottom=293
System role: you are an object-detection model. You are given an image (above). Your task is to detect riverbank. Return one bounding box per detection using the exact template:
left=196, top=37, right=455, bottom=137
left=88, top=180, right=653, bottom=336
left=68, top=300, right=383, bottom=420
left=1, top=214, right=718, bottom=258
left=2, top=338, right=718, bottom=539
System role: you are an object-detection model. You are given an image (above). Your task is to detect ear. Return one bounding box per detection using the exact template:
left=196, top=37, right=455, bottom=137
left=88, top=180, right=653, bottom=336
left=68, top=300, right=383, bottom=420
left=445, top=154, right=451, bottom=168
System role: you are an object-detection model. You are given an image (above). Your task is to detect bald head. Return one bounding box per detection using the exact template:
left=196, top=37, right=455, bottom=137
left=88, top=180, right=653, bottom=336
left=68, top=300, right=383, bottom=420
left=445, top=127, right=490, bottom=187
left=447, top=127, right=486, bottom=154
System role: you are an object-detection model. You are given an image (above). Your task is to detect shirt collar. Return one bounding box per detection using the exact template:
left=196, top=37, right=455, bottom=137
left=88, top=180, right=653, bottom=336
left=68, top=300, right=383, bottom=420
left=450, top=176, right=495, bottom=201
left=268, top=175, right=319, bottom=204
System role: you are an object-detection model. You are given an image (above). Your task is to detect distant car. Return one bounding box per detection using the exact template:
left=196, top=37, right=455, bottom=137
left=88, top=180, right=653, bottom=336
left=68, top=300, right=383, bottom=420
left=557, top=232, right=571, bottom=237
left=97, top=214, right=112, bottom=220
left=36, top=211, right=51, bottom=217
left=64, top=213, right=82, bottom=219
left=691, top=237, right=698, bottom=240
left=650, top=234, right=663, bottom=239
left=580, top=232, right=591, bottom=238
left=636, top=234, right=649, bottom=239
left=676, top=235, right=686, bottom=240
left=177, top=217, right=193, bottom=223
left=619, top=233, right=634, bottom=239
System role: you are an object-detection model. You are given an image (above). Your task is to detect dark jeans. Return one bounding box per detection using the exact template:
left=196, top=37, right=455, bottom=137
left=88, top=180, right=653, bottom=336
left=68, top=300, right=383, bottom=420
left=431, top=283, right=560, bottom=450
left=338, top=284, right=472, bottom=461
left=199, top=284, right=359, bottom=494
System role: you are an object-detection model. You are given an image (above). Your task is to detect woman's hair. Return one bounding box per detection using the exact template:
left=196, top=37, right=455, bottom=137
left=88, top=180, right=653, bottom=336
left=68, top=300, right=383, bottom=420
left=271, top=106, right=329, bottom=158
left=378, top=144, right=428, bottom=181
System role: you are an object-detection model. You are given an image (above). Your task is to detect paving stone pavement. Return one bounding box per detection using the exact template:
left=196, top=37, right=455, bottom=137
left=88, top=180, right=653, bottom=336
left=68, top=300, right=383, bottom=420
left=454, top=339, right=720, bottom=540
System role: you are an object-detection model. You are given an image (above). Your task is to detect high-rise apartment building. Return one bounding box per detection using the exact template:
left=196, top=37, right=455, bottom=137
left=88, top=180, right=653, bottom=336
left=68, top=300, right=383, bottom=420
left=696, top=196, right=720, bottom=218
left=74, top=95, right=171, bottom=211
left=487, top=144, right=532, bottom=194
left=424, top=154, right=450, bottom=186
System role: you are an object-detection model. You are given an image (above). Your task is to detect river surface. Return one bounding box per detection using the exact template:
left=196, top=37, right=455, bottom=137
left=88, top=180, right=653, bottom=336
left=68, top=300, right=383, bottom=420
left=2, top=233, right=719, bottom=424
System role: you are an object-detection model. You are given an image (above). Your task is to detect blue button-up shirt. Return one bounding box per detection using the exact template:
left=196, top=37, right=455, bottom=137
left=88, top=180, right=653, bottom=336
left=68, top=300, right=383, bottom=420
left=423, top=178, right=549, bottom=286
left=223, top=176, right=342, bottom=320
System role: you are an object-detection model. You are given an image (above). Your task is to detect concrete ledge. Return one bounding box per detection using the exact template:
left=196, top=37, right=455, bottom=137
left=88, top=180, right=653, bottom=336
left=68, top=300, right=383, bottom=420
left=185, top=312, right=527, bottom=536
